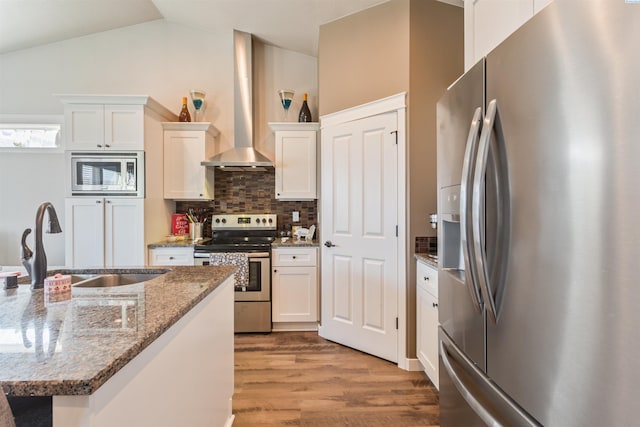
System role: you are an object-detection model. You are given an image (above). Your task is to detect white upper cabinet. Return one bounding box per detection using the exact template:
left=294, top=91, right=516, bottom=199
left=162, top=122, right=219, bottom=200
left=269, top=122, right=319, bottom=200
left=58, top=95, right=175, bottom=151
left=464, top=0, right=553, bottom=70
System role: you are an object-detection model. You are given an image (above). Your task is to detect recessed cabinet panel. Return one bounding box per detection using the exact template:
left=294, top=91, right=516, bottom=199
left=272, top=267, right=317, bottom=322
left=162, top=123, right=218, bottom=200
left=65, top=198, right=105, bottom=268
left=105, top=105, right=144, bottom=150
left=105, top=199, right=144, bottom=267
left=270, top=123, right=318, bottom=200
left=65, top=104, right=105, bottom=150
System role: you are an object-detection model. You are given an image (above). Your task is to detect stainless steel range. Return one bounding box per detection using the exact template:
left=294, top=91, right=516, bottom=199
left=193, top=214, right=277, bottom=333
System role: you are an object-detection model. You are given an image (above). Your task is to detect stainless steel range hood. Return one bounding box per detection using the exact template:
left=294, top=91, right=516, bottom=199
left=201, top=30, right=272, bottom=170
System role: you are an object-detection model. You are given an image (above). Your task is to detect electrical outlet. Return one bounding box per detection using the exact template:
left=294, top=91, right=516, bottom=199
left=292, top=211, right=300, bottom=222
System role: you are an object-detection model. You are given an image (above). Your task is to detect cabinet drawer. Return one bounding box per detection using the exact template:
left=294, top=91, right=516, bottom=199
left=149, top=247, right=194, bottom=266
left=272, top=248, right=317, bottom=267
left=417, top=259, right=438, bottom=298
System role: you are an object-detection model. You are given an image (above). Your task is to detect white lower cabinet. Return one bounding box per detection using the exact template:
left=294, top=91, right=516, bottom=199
left=148, top=247, right=194, bottom=266
left=416, top=259, right=439, bottom=389
left=65, top=198, right=144, bottom=268
left=272, top=247, right=318, bottom=331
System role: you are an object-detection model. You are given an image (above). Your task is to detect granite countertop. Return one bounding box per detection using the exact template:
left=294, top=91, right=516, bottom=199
left=415, top=253, right=438, bottom=269
left=0, top=265, right=235, bottom=397
left=147, top=238, right=211, bottom=249
left=271, top=238, right=320, bottom=248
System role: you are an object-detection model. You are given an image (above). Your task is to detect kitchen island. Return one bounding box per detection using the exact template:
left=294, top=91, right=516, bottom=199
left=0, top=265, right=236, bottom=427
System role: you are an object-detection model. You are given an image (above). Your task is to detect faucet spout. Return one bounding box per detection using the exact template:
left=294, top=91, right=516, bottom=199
left=23, top=202, right=62, bottom=289
left=20, top=228, right=33, bottom=278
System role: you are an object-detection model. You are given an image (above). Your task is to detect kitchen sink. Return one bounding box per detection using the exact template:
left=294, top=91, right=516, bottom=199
left=69, top=274, right=99, bottom=283
left=73, top=273, right=166, bottom=288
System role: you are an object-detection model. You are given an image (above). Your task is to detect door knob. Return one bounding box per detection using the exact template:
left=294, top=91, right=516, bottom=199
left=324, top=240, right=336, bottom=248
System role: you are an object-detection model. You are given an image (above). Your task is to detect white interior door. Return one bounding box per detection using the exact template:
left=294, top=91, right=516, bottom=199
left=319, top=111, right=398, bottom=362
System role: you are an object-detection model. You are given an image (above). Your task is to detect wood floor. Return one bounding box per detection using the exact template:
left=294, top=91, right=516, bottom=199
left=233, top=331, right=439, bottom=426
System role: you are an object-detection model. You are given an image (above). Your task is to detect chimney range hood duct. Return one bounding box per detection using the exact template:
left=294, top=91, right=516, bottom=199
left=201, top=30, right=273, bottom=170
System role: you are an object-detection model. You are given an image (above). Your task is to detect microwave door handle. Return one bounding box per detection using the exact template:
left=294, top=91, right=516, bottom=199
left=460, top=107, right=484, bottom=313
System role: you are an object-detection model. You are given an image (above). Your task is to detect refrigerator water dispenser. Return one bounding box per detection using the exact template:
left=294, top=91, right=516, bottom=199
left=440, top=185, right=464, bottom=272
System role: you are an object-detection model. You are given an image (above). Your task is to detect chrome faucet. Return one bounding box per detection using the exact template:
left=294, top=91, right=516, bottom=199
left=21, top=202, right=62, bottom=289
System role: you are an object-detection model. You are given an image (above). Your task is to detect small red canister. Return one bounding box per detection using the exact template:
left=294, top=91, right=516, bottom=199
left=172, top=214, right=189, bottom=235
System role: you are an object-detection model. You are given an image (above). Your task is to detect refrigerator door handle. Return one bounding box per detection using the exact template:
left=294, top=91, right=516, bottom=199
left=472, top=99, right=503, bottom=323
left=440, top=331, right=541, bottom=427
left=460, top=106, right=484, bottom=313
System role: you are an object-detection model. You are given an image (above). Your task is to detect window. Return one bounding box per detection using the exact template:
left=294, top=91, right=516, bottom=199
left=0, top=124, right=61, bottom=149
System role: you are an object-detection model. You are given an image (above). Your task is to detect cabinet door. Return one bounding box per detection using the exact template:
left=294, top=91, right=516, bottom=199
left=64, top=104, right=105, bottom=150
left=105, top=198, right=144, bottom=267
left=272, top=266, right=318, bottom=322
left=65, top=197, right=105, bottom=268
left=417, top=284, right=439, bottom=389
left=275, top=130, right=317, bottom=200
left=465, top=0, right=534, bottom=70
left=104, top=105, right=144, bottom=150
left=163, top=130, right=213, bottom=200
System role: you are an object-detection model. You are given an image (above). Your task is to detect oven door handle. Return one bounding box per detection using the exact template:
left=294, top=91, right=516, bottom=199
left=247, top=252, right=270, bottom=258
left=194, top=252, right=270, bottom=258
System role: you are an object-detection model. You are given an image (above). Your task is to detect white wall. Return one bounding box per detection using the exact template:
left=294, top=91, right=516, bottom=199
left=0, top=19, right=317, bottom=267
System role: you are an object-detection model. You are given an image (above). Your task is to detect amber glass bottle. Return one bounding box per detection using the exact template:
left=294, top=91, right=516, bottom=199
left=178, top=97, right=191, bottom=122
left=298, top=93, right=312, bottom=122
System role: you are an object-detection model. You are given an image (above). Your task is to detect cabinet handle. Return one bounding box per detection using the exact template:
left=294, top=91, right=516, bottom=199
left=273, top=269, right=278, bottom=273
left=424, top=276, right=429, bottom=281
left=169, top=256, right=175, bottom=260
left=432, top=302, right=439, bottom=308
left=106, top=200, right=111, bottom=204
left=292, top=256, right=296, bottom=259
left=95, top=200, right=102, bottom=204
left=105, top=144, right=111, bottom=148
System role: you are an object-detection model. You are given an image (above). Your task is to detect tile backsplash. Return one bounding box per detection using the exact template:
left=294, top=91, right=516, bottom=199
left=176, top=168, right=317, bottom=238
left=415, top=236, right=437, bottom=254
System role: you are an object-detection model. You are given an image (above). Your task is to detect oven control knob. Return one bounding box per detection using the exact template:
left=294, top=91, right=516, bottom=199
left=215, top=218, right=220, bottom=224
left=262, top=218, right=267, bottom=223
left=268, top=218, right=273, bottom=223
left=221, top=218, right=226, bottom=224
left=255, top=218, right=260, bottom=224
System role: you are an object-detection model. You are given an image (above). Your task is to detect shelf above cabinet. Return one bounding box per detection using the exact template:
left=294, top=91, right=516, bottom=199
left=161, top=122, right=220, bottom=136
left=269, top=122, right=319, bottom=132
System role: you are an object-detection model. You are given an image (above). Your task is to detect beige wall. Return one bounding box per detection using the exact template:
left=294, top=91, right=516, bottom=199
left=318, top=0, right=463, bottom=358
left=406, top=0, right=464, bottom=356
left=318, top=0, right=410, bottom=117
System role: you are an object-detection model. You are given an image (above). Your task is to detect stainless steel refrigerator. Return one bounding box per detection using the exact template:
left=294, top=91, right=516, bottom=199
left=436, top=1, right=640, bottom=425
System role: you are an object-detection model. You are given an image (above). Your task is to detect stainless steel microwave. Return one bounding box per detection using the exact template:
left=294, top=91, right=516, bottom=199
left=66, top=151, right=144, bottom=197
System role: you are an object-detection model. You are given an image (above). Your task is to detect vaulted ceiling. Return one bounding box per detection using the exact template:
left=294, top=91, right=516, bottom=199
left=0, top=0, right=390, bottom=56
